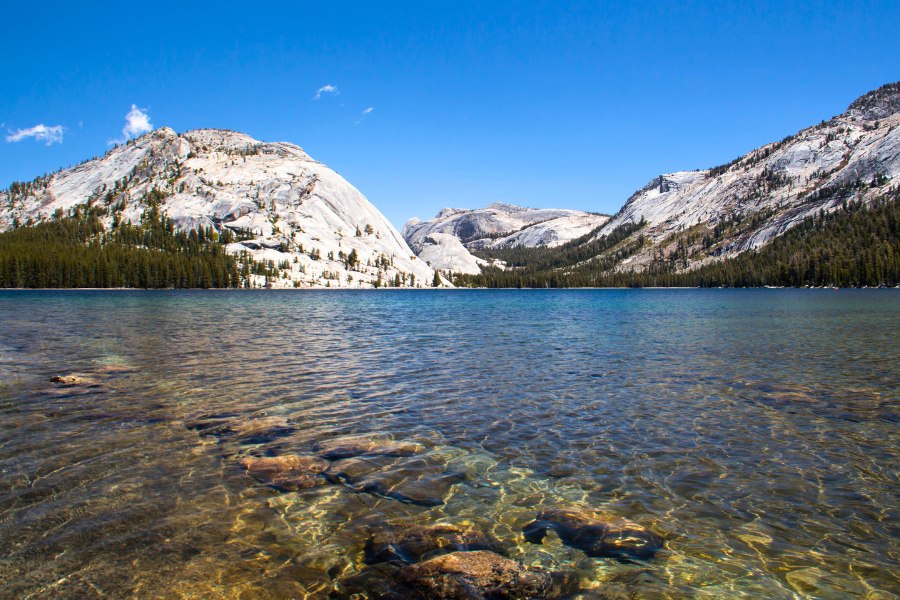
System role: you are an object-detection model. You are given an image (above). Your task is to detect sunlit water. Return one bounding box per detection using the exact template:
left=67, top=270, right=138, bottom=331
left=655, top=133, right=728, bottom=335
left=0, top=289, right=897, bottom=599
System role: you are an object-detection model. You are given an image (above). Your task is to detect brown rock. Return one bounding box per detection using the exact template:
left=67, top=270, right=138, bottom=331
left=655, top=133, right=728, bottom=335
left=240, top=455, right=329, bottom=491
left=187, top=415, right=297, bottom=444
left=314, top=435, right=423, bottom=460
left=325, top=454, right=464, bottom=507
left=547, top=464, right=577, bottom=478
left=49, top=374, right=98, bottom=386
left=324, top=455, right=400, bottom=482
left=523, top=508, right=663, bottom=561
left=398, top=551, right=566, bottom=599
left=365, top=523, right=504, bottom=565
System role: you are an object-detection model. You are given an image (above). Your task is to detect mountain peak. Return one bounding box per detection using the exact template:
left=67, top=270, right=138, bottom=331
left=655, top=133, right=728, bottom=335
left=847, top=82, right=900, bottom=120
left=183, top=128, right=260, bottom=148
left=485, top=202, right=526, bottom=212
left=0, top=128, right=436, bottom=288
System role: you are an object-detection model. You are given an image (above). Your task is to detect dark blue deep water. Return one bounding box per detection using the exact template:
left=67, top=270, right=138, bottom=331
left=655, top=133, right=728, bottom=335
left=0, top=289, right=897, bottom=598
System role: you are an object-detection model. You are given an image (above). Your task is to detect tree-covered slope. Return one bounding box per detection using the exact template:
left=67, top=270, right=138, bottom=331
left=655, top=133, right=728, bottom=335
left=454, top=188, right=898, bottom=288
left=0, top=205, right=249, bottom=288
left=0, top=128, right=439, bottom=288
left=424, top=82, right=900, bottom=286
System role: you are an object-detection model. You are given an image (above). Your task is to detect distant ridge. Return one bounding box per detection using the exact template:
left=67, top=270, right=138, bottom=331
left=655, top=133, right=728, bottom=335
left=412, top=82, right=900, bottom=287
left=403, top=203, right=609, bottom=274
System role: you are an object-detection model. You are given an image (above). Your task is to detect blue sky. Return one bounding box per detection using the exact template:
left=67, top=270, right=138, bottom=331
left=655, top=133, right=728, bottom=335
left=2, top=1, right=898, bottom=228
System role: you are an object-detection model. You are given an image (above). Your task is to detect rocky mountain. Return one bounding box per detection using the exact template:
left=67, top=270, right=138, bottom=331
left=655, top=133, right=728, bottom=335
left=0, top=128, right=438, bottom=288
left=2, top=83, right=897, bottom=289
left=585, top=82, right=900, bottom=273
left=403, top=203, right=609, bottom=274
left=433, top=83, right=900, bottom=281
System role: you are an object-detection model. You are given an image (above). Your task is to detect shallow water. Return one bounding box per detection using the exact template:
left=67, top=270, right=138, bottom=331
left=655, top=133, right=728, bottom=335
left=0, top=289, right=897, bottom=598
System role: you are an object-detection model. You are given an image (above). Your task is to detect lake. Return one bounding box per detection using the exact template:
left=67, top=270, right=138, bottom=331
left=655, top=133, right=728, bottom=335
left=0, top=289, right=897, bottom=598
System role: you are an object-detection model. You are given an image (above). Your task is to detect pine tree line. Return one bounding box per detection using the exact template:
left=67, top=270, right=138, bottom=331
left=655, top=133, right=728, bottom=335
left=471, top=218, right=647, bottom=270
left=0, top=207, right=243, bottom=288
left=2, top=190, right=896, bottom=289
left=454, top=190, right=899, bottom=288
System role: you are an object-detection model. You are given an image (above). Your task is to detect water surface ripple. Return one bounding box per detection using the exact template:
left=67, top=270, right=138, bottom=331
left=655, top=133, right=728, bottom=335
left=0, top=289, right=897, bottom=598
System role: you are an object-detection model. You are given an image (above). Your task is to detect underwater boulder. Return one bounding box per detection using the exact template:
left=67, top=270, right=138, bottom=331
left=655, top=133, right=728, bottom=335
left=314, top=435, right=424, bottom=460
left=325, top=454, right=464, bottom=507
left=186, top=415, right=297, bottom=445
left=49, top=374, right=100, bottom=387
left=364, top=522, right=504, bottom=565
left=523, top=508, right=663, bottom=561
left=396, top=550, right=571, bottom=599
left=240, top=454, right=329, bottom=491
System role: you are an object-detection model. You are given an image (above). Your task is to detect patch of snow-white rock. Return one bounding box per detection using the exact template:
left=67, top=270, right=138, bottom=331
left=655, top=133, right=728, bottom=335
left=415, top=232, right=490, bottom=276
left=0, top=127, right=440, bottom=288
left=595, top=85, right=900, bottom=271
left=403, top=203, right=609, bottom=273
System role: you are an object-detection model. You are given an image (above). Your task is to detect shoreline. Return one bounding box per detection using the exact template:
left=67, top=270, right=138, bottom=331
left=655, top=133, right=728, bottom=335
left=0, top=286, right=897, bottom=292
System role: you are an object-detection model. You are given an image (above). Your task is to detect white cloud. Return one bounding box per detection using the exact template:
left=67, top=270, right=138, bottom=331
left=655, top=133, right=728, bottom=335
left=121, top=104, right=152, bottom=139
left=355, top=106, right=374, bottom=124
left=5, top=124, right=65, bottom=145
left=109, top=104, right=152, bottom=145
left=314, top=84, right=339, bottom=100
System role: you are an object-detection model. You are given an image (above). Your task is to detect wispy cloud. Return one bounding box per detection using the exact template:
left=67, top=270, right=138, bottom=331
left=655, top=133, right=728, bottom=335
left=5, top=124, right=65, bottom=145
left=314, top=84, right=339, bottom=100
left=355, top=107, right=374, bottom=124
left=109, top=104, right=152, bottom=145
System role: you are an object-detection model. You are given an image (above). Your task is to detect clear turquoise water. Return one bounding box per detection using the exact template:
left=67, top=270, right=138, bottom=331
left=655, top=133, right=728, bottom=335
left=0, top=289, right=897, bottom=598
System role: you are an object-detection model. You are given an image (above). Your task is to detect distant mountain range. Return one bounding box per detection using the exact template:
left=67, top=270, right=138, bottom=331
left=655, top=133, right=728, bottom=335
left=402, top=204, right=609, bottom=274
left=406, top=82, right=899, bottom=286
left=1, top=83, right=897, bottom=288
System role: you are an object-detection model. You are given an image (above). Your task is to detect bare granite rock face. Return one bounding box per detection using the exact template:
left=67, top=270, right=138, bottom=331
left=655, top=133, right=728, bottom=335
left=587, top=83, right=900, bottom=273
left=848, top=82, right=900, bottom=121
left=0, top=128, right=439, bottom=288
left=404, top=83, right=900, bottom=277
left=403, top=203, right=609, bottom=274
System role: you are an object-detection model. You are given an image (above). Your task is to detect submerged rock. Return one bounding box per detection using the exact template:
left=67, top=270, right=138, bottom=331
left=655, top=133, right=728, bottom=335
left=325, top=454, right=465, bottom=507
left=523, top=508, right=663, bottom=561
left=314, top=435, right=424, bottom=460
left=186, top=415, right=297, bottom=445
left=324, top=455, right=398, bottom=481
left=547, top=464, right=577, bottom=478
left=232, top=417, right=297, bottom=444
left=240, top=455, right=329, bottom=491
left=396, top=550, right=571, bottom=599
left=334, top=563, right=399, bottom=599
left=49, top=374, right=99, bottom=387
left=597, top=567, right=685, bottom=598
left=364, top=523, right=504, bottom=565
